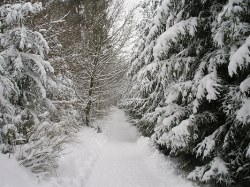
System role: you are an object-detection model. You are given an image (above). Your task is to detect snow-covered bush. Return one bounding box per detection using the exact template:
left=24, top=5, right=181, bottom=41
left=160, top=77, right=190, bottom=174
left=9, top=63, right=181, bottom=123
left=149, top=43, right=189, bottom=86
left=187, top=157, right=233, bottom=185
left=0, top=2, right=80, bottom=179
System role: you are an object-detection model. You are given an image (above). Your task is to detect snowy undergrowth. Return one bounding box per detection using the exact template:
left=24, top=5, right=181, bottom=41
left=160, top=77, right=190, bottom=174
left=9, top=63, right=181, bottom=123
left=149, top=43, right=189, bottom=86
left=0, top=127, right=107, bottom=187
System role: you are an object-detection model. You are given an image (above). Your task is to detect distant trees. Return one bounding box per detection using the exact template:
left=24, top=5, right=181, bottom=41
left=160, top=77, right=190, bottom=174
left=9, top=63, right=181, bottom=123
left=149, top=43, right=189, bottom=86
left=122, top=0, right=250, bottom=186
left=29, top=0, right=133, bottom=126
left=73, top=0, right=132, bottom=126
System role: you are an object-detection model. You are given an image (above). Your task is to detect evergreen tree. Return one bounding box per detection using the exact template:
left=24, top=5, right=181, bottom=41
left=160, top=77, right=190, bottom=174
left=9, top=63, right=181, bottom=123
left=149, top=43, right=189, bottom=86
left=188, top=0, right=250, bottom=185
left=0, top=1, right=80, bottom=178
left=122, top=0, right=250, bottom=185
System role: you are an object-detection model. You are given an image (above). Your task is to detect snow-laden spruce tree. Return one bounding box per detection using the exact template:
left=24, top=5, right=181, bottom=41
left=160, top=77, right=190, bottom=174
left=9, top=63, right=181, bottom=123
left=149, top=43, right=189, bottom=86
left=121, top=0, right=166, bottom=136
left=188, top=0, right=250, bottom=185
left=122, top=0, right=250, bottom=185
left=0, top=2, right=80, bottom=179
left=124, top=0, right=203, bottom=139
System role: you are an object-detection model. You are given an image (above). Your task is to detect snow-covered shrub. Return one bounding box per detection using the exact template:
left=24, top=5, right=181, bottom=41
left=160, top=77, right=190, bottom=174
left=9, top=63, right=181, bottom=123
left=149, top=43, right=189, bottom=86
left=0, top=2, right=80, bottom=179
left=188, top=157, right=233, bottom=185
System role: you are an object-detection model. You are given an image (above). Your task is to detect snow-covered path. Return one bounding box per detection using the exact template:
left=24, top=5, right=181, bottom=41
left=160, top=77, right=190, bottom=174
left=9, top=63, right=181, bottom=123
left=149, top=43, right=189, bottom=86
left=84, top=108, right=198, bottom=187
left=0, top=108, right=199, bottom=187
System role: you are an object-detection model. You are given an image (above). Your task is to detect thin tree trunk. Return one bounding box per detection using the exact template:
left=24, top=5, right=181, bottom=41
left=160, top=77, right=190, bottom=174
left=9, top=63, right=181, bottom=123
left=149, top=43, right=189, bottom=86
left=85, top=76, right=94, bottom=126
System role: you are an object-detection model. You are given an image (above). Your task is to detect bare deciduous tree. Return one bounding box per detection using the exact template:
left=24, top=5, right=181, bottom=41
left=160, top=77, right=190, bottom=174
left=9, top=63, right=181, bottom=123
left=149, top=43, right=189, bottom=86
left=71, top=0, right=134, bottom=125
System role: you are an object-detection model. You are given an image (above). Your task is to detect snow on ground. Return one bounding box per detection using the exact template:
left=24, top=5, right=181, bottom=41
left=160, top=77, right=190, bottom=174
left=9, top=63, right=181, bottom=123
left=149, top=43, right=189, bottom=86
left=0, top=126, right=107, bottom=187
left=41, top=127, right=107, bottom=187
left=0, top=107, right=199, bottom=187
left=0, top=154, right=37, bottom=187
left=84, top=108, right=198, bottom=187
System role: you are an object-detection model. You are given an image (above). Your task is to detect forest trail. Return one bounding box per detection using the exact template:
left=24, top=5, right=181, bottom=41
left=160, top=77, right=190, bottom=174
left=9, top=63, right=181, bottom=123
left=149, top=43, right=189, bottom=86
left=84, top=108, right=198, bottom=187
left=0, top=108, right=199, bottom=187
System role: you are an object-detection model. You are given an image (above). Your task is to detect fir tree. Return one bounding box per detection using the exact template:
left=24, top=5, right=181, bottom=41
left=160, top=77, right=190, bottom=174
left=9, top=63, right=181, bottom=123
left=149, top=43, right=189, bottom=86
left=0, top=1, right=80, bottom=179
left=122, top=0, right=250, bottom=185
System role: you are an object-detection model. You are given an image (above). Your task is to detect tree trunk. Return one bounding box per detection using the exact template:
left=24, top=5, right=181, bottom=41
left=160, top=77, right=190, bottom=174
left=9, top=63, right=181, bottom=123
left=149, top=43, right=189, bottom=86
left=85, top=76, right=94, bottom=126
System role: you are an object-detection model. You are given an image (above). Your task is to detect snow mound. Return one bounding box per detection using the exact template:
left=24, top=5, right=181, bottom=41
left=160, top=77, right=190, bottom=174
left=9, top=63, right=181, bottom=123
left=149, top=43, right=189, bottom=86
left=0, top=154, right=37, bottom=187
